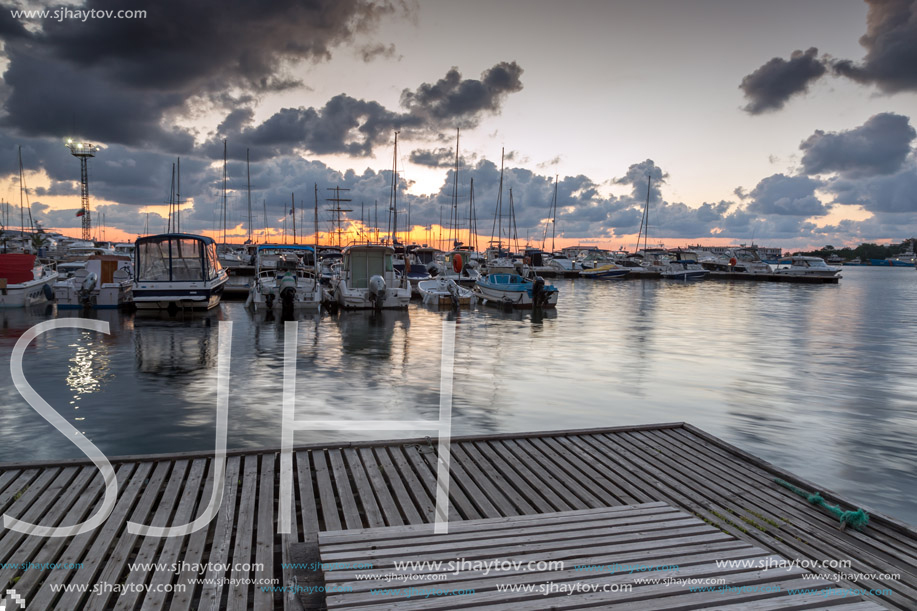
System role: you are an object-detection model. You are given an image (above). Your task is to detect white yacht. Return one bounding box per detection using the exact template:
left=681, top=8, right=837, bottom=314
left=333, top=244, right=411, bottom=309
left=772, top=256, right=842, bottom=277
left=417, top=276, right=476, bottom=307
left=132, top=233, right=228, bottom=310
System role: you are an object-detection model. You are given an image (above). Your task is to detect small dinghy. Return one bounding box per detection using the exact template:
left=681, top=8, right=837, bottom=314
left=417, top=276, right=476, bottom=307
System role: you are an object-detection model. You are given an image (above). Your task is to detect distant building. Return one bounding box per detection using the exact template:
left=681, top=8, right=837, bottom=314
left=688, top=244, right=782, bottom=260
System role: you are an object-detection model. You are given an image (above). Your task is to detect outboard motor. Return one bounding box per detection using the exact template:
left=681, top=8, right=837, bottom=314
left=368, top=274, right=386, bottom=310
left=532, top=275, right=547, bottom=308
left=279, top=271, right=297, bottom=316
left=75, top=270, right=98, bottom=308
left=447, top=279, right=460, bottom=309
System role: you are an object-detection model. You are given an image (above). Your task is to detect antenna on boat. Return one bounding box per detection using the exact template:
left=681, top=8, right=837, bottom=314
left=291, top=192, right=296, bottom=244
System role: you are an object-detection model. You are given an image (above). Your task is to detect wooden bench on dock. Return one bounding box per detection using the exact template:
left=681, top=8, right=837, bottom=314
left=0, top=423, right=913, bottom=610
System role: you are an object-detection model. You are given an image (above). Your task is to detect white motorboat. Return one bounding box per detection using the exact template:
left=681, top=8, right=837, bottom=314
left=772, top=256, right=842, bottom=277
left=132, top=233, right=228, bottom=310
left=246, top=244, right=321, bottom=311
left=333, top=244, right=411, bottom=309
left=0, top=253, right=58, bottom=308
left=54, top=254, right=133, bottom=309
left=660, top=251, right=709, bottom=280
left=417, top=276, right=476, bottom=307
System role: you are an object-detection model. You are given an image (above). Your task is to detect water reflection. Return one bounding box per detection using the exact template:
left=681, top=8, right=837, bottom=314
left=0, top=269, right=914, bottom=525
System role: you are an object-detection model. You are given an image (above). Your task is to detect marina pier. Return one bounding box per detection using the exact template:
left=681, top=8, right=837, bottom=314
left=0, top=423, right=912, bottom=610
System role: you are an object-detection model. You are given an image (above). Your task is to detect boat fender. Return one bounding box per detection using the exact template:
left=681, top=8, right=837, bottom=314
left=524, top=256, right=531, bottom=265
left=42, top=283, right=54, bottom=300
left=729, top=257, right=737, bottom=267
left=453, top=254, right=463, bottom=274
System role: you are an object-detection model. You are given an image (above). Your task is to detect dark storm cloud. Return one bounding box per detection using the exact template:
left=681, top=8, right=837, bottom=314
left=0, top=0, right=408, bottom=150
left=400, top=62, right=523, bottom=128
left=206, top=62, right=525, bottom=161
left=409, top=148, right=457, bottom=167
left=800, top=113, right=916, bottom=178
left=747, top=173, right=829, bottom=216
left=832, top=0, right=917, bottom=93
left=740, top=48, right=827, bottom=114
left=204, top=95, right=421, bottom=161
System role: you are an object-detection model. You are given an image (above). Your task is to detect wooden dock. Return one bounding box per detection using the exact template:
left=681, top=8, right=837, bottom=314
left=0, top=423, right=913, bottom=610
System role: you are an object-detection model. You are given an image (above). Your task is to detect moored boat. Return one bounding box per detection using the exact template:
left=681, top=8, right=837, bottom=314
left=132, top=233, right=228, bottom=310
left=579, top=264, right=631, bottom=279
left=0, top=253, right=58, bottom=308
left=246, top=244, right=321, bottom=311
left=417, top=276, right=476, bottom=307
left=333, top=244, right=411, bottom=309
left=773, top=255, right=842, bottom=277
left=54, top=254, right=133, bottom=309
left=474, top=272, right=558, bottom=309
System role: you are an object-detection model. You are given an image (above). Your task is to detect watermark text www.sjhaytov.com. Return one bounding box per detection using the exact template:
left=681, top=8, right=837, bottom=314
left=10, top=7, right=147, bottom=22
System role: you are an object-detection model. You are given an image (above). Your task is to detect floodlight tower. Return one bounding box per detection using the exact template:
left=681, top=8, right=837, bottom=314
left=66, top=139, right=96, bottom=241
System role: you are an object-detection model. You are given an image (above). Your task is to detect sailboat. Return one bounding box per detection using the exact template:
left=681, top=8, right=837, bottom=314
left=475, top=150, right=558, bottom=309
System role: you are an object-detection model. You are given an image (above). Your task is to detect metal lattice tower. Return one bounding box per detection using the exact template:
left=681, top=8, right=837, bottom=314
left=66, top=140, right=96, bottom=241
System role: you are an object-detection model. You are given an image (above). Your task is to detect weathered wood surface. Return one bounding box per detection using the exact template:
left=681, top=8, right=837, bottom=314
left=318, top=503, right=885, bottom=610
left=0, top=424, right=910, bottom=610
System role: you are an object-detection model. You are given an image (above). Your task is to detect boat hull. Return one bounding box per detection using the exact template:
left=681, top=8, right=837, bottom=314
left=133, top=276, right=227, bottom=310
left=0, top=274, right=58, bottom=308
left=474, top=275, right=558, bottom=309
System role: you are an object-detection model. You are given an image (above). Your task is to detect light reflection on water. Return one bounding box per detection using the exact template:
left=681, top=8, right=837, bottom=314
left=0, top=266, right=914, bottom=525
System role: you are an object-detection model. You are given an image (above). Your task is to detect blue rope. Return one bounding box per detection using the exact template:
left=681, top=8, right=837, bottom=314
left=774, top=478, right=869, bottom=531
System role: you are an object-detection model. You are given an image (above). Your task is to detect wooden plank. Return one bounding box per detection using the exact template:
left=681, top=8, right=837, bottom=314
left=109, top=460, right=191, bottom=611
left=27, top=462, right=150, bottom=611
left=616, top=430, right=917, bottom=607
left=169, top=459, right=218, bottom=611
left=343, top=448, right=385, bottom=527
left=327, top=448, right=362, bottom=530
left=225, top=454, right=259, bottom=611
left=403, top=443, right=483, bottom=521
left=523, top=437, right=623, bottom=506
left=565, top=434, right=660, bottom=503
left=142, top=458, right=208, bottom=611
left=477, top=440, right=572, bottom=512
left=545, top=435, right=638, bottom=504
left=501, top=438, right=602, bottom=508
left=357, top=447, right=406, bottom=526
left=0, top=466, right=90, bottom=589
left=287, top=451, right=320, bottom=611
left=253, top=453, right=277, bottom=611
left=7, top=464, right=133, bottom=602
left=378, top=446, right=435, bottom=523
left=0, top=467, right=67, bottom=558
left=664, top=427, right=917, bottom=570
left=312, top=450, right=342, bottom=531
left=447, top=443, right=518, bottom=517
left=70, top=461, right=171, bottom=611
left=198, top=456, right=242, bottom=611
left=320, top=503, right=675, bottom=547
left=466, top=441, right=545, bottom=513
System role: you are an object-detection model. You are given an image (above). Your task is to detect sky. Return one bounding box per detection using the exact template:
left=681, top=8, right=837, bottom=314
left=0, top=0, right=915, bottom=250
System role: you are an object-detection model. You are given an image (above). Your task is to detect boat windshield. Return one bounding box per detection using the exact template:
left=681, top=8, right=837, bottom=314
left=137, top=237, right=217, bottom=282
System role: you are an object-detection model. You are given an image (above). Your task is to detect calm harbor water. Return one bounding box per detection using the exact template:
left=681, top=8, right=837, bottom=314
left=0, top=266, right=915, bottom=525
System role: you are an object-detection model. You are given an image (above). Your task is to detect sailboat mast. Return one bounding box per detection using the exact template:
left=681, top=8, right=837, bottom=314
left=392, top=131, right=398, bottom=243
left=176, top=157, right=181, bottom=233
left=551, top=176, right=558, bottom=252
left=450, top=127, right=460, bottom=247
left=246, top=149, right=252, bottom=243
left=18, top=147, right=24, bottom=235
left=314, top=183, right=319, bottom=256
left=643, top=174, right=651, bottom=252
left=221, top=139, right=227, bottom=245
left=291, top=192, right=296, bottom=244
